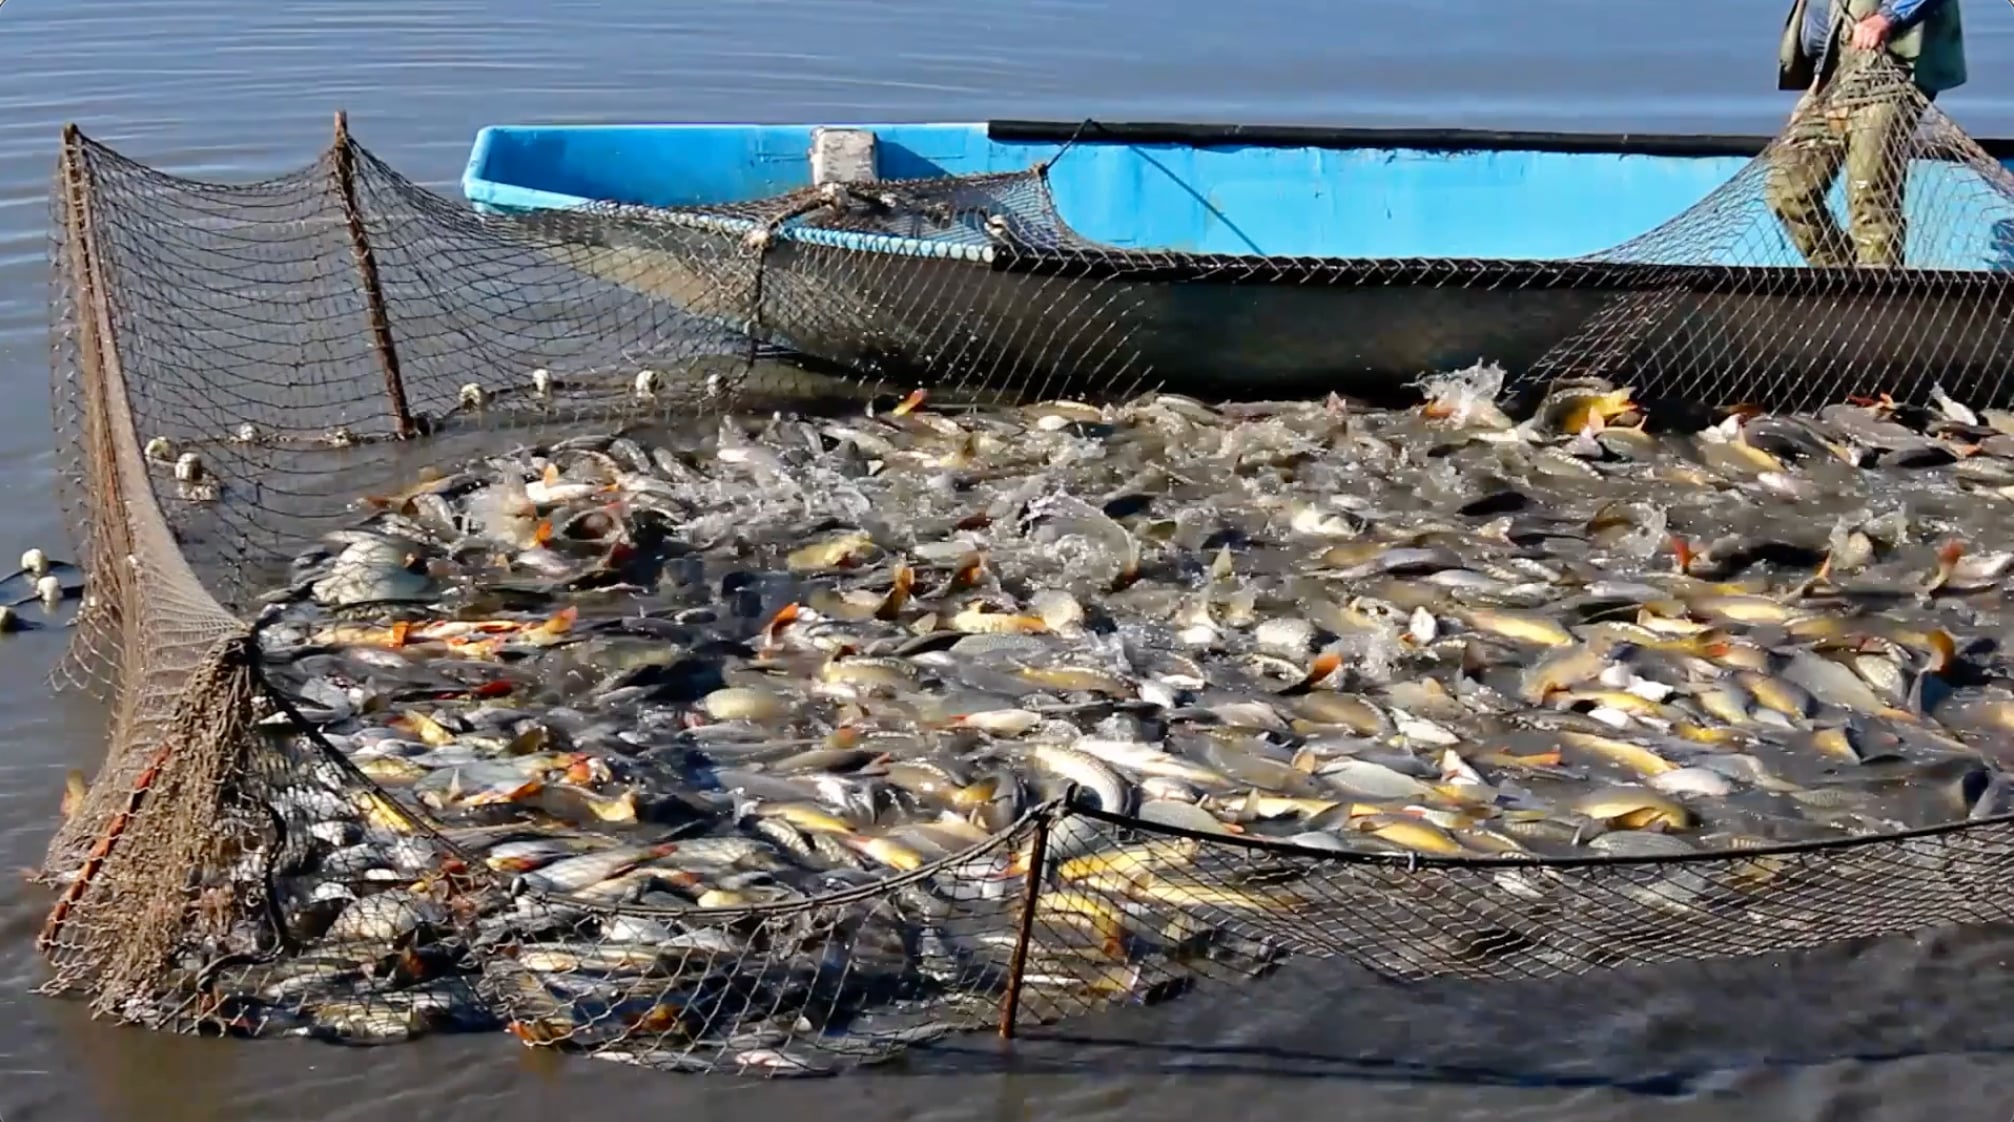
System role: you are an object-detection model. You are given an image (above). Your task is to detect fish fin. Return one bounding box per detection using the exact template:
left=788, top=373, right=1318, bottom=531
left=500, top=779, right=545, bottom=804
left=876, top=565, right=914, bottom=621
left=1670, top=535, right=1694, bottom=576
left=1788, top=551, right=1834, bottom=601
left=1237, top=789, right=1261, bottom=822
left=1925, top=539, right=1964, bottom=594
left=760, top=602, right=801, bottom=651
left=520, top=605, right=578, bottom=644
left=1110, top=557, right=1142, bottom=593
left=1927, top=628, right=1957, bottom=676
left=826, top=724, right=863, bottom=750
left=1279, top=651, right=1342, bottom=697
left=891, top=387, right=928, bottom=416
left=542, top=463, right=561, bottom=488
left=950, top=552, right=986, bottom=591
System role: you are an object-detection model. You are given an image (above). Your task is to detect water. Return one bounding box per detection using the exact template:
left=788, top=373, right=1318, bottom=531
left=5, top=0, right=2014, bottom=1116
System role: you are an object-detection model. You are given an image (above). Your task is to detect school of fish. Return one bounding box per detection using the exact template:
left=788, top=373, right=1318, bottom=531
left=180, top=364, right=2014, bottom=1070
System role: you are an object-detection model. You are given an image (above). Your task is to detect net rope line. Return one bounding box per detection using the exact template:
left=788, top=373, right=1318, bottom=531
left=31, top=69, right=2014, bottom=1072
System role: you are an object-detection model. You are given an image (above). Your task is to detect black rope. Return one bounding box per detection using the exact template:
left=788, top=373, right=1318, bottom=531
left=1031, top=118, right=1102, bottom=180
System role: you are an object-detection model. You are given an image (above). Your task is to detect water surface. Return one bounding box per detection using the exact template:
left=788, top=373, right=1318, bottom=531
left=4, top=2, right=2014, bottom=1118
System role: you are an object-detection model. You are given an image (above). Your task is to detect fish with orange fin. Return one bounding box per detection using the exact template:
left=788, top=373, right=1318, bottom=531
left=1786, top=550, right=1836, bottom=600
left=878, top=559, right=918, bottom=620
left=807, top=565, right=917, bottom=624
left=392, top=710, right=458, bottom=748
left=759, top=602, right=801, bottom=654
left=1920, top=627, right=1958, bottom=678
left=1526, top=384, right=1641, bottom=438
left=1275, top=650, right=1343, bottom=697
left=1924, top=539, right=1967, bottom=596
left=944, top=552, right=987, bottom=594
left=514, top=605, right=579, bottom=648
left=947, top=600, right=1048, bottom=635
left=1924, top=538, right=2014, bottom=595
left=524, top=462, right=606, bottom=506
left=439, top=607, right=575, bottom=658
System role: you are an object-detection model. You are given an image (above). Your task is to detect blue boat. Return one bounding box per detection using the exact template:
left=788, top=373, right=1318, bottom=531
left=462, top=119, right=2014, bottom=410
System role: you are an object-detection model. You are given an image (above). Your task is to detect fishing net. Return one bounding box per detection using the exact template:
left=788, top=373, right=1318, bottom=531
left=34, top=53, right=2014, bottom=1079
left=527, top=53, right=2014, bottom=417
left=1529, top=53, right=2014, bottom=414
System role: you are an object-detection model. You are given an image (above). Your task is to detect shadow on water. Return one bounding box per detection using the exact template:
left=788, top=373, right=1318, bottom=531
left=868, top=923, right=2014, bottom=1096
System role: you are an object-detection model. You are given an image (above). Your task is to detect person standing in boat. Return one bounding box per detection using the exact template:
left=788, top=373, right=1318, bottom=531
left=1767, top=0, right=1966, bottom=268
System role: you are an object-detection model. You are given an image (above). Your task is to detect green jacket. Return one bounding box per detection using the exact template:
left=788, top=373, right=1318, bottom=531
left=1779, top=0, right=1967, bottom=93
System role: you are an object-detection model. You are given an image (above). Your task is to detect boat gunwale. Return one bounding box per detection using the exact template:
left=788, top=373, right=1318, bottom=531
left=986, top=117, right=2014, bottom=160
left=984, top=245, right=2014, bottom=292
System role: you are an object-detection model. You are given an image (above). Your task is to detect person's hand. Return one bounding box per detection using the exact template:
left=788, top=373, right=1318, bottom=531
left=1851, top=12, right=1894, bottom=50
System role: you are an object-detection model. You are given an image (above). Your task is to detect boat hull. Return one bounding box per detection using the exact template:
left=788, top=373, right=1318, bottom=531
left=594, top=222, right=2014, bottom=413
left=467, top=119, right=2014, bottom=412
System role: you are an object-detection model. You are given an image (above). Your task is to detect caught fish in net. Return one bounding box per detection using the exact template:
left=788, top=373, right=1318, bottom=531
left=31, top=61, right=2014, bottom=1080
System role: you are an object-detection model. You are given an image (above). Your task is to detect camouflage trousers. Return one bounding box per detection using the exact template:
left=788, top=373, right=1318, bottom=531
left=1763, top=80, right=1930, bottom=268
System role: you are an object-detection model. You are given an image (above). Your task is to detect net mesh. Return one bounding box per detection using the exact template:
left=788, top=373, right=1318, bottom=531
left=1529, top=54, right=2014, bottom=414
left=34, top=59, right=2014, bottom=1078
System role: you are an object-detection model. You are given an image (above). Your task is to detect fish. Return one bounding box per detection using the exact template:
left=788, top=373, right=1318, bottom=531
left=1554, top=730, right=1678, bottom=778
left=1351, top=814, right=1470, bottom=856
left=1317, top=758, right=1435, bottom=800
left=701, top=687, right=792, bottom=722
left=519, top=843, right=681, bottom=895
left=1066, top=737, right=1231, bottom=788
left=1026, top=743, right=1134, bottom=814
left=1570, top=786, right=1696, bottom=831
left=230, top=382, right=2014, bottom=1061
left=1461, top=608, right=1574, bottom=648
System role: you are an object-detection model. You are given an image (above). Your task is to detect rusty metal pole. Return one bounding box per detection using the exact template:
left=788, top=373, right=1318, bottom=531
left=997, top=807, right=1054, bottom=1040
left=329, top=111, right=415, bottom=439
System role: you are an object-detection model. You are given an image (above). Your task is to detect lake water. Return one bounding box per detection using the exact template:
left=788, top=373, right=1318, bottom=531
left=5, top=1, right=2014, bottom=1118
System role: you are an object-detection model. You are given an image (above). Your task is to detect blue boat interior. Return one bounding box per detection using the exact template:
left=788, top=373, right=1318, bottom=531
left=463, top=122, right=2014, bottom=268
